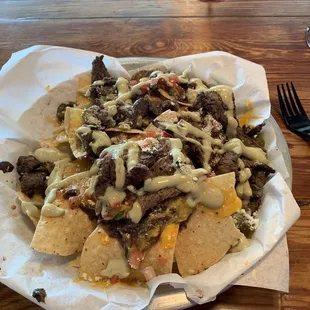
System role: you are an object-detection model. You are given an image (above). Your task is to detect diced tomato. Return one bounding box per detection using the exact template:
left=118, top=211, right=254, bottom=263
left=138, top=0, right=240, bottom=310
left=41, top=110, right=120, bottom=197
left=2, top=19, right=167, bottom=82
left=169, top=74, right=179, bottom=84
left=140, top=86, right=149, bottom=94
left=162, top=131, right=173, bottom=138
left=128, top=248, right=144, bottom=269
left=129, top=80, right=138, bottom=86
left=139, top=139, right=152, bottom=149
left=144, top=130, right=156, bottom=138
left=158, top=256, right=168, bottom=265
left=110, top=275, right=120, bottom=284
left=109, top=198, right=121, bottom=209
left=68, top=196, right=81, bottom=209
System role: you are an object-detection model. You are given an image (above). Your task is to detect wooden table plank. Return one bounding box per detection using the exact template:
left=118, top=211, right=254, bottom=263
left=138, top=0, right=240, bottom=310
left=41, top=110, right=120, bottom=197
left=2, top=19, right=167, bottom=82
left=0, top=14, right=310, bottom=310
left=1, top=0, right=310, bottom=19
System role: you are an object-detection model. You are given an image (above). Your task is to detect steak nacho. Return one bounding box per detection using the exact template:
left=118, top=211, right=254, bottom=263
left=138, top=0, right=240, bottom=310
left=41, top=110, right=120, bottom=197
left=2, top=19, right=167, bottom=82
left=15, top=55, right=275, bottom=284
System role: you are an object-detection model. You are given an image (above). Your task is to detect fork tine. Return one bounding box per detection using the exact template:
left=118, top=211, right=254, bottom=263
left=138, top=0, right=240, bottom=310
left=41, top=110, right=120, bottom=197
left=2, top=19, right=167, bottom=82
left=277, top=85, right=289, bottom=122
left=290, top=82, right=308, bottom=118
left=281, top=84, right=294, bottom=116
left=286, top=83, right=299, bottom=115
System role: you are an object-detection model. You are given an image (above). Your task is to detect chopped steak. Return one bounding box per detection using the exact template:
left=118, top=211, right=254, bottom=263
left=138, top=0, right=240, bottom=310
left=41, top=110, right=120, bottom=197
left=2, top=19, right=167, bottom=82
left=0, top=161, right=14, bottom=173
left=193, top=91, right=228, bottom=128
left=183, top=142, right=204, bottom=169
left=241, top=156, right=275, bottom=174
left=82, top=105, right=111, bottom=129
left=63, top=188, right=79, bottom=199
left=77, top=129, right=94, bottom=156
left=19, top=171, right=48, bottom=197
left=95, top=152, right=116, bottom=196
left=89, top=80, right=117, bottom=105
left=56, top=101, right=75, bottom=123
left=243, top=123, right=265, bottom=137
left=247, top=198, right=261, bottom=214
left=32, top=288, right=47, bottom=303
left=214, top=152, right=239, bottom=175
left=126, top=164, right=151, bottom=189
left=236, top=127, right=263, bottom=149
left=139, top=139, right=171, bottom=168
left=80, top=204, right=97, bottom=220
left=132, top=97, right=150, bottom=118
left=130, top=70, right=153, bottom=82
left=150, top=155, right=175, bottom=177
left=17, top=156, right=41, bottom=175
left=249, top=170, right=269, bottom=199
left=149, top=99, right=179, bottom=116
left=91, top=55, right=110, bottom=83
left=137, top=188, right=182, bottom=215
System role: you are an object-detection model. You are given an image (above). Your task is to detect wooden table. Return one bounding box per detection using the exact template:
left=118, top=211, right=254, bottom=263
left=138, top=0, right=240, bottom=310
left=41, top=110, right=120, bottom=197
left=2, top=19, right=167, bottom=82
left=1, top=1, right=310, bottom=309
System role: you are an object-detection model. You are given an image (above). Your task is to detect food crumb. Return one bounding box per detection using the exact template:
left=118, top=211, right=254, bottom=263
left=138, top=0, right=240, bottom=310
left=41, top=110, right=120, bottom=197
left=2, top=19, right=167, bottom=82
left=32, top=288, right=47, bottom=303
left=2, top=256, right=6, bottom=261
left=11, top=205, right=16, bottom=210
left=45, top=85, right=51, bottom=92
left=0, top=161, right=14, bottom=173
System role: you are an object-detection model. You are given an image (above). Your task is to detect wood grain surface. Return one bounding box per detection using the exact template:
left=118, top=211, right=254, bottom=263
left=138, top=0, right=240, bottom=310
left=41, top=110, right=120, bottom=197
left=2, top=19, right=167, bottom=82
left=0, top=0, right=310, bottom=309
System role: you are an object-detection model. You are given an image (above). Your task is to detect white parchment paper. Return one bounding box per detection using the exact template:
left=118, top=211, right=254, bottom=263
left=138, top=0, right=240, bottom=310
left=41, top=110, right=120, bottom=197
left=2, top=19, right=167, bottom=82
left=0, top=46, right=300, bottom=309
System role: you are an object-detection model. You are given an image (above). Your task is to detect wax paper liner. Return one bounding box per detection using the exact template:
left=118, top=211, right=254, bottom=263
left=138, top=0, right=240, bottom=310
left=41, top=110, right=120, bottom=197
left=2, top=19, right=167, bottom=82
left=0, top=46, right=300, bottom=309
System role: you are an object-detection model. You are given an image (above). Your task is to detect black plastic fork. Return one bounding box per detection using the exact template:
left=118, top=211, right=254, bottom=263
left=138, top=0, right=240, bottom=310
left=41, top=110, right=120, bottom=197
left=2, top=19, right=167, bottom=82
left=277, top=82, right=310, bottom=138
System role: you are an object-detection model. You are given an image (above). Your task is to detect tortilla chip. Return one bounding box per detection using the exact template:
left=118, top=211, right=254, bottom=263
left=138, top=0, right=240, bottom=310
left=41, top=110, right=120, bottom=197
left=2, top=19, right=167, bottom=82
left=174, top=173, right=243, bottom=277
left=70, top=254, right=81, bottom=269
left=132, top=223, right=179, bottom=281
left=64, top=107, right=86, bottom=158
left=30, top=197, right=96, bottom=256
left=17, top=192, right=44, bottom=227
left=145, top=109, right=179, bottom=134
left=76, top=72, right=91, bottom=107
left=79, top=225, right=125, bottom=281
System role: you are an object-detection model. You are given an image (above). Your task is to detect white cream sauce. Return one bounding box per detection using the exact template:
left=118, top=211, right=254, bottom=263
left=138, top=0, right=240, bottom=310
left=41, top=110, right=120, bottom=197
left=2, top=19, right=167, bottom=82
left=229, top=235, right=250, bottom=253
left=186, top=78, right=209, bottom=103
left=236, top=159, right=253, bottom=200
left=222, top=138, right=268, bottom=164
left=128, top=201, right=143, bottom=223
left=160, top=119, right=221, bottom=172
left=101, top=257, right=130, bottom=279
left=179, top=111, right=202, bottom=122
left=104, top=142, right=140, bottom=189
left=21, top=202, right=40, bottom=218
left=115, top=77, right=129, bottom=96
left=144, top=172, right=224, bottom=208
left=90, top=131, right=111, bottom=154
left=34, top=148, right=70, bottom=163
left=99, top=186, right=126, bottom=207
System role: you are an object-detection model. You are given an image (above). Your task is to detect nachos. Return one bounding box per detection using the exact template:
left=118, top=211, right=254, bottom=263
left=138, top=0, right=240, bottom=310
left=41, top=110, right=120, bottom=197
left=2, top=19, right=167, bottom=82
left=16, top=55, right=275, bottom=283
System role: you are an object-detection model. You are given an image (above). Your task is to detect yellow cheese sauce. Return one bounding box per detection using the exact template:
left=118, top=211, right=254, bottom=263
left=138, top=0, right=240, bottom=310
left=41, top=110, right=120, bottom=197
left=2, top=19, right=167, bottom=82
left=39, top=137, right=59, bottom=148
left=46, top=115, right=58, bottom=126
left=160, top=223, right=179, bottom=250
left=238, top=99, right=262, bottom=126
left=76, top=74, right=92, bottom=106
left=203, top=179, right=242, bottom=217
left=99, top=230, right=111, bottom=245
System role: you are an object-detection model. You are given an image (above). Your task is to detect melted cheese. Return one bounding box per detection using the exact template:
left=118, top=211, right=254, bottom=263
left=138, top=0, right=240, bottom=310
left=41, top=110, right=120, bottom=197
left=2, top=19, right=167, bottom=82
left=238, top=99, right=261, bottom=126
left=160, top=223, right=179, bottom=250
left=128, top=201, right=142, bottom=223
